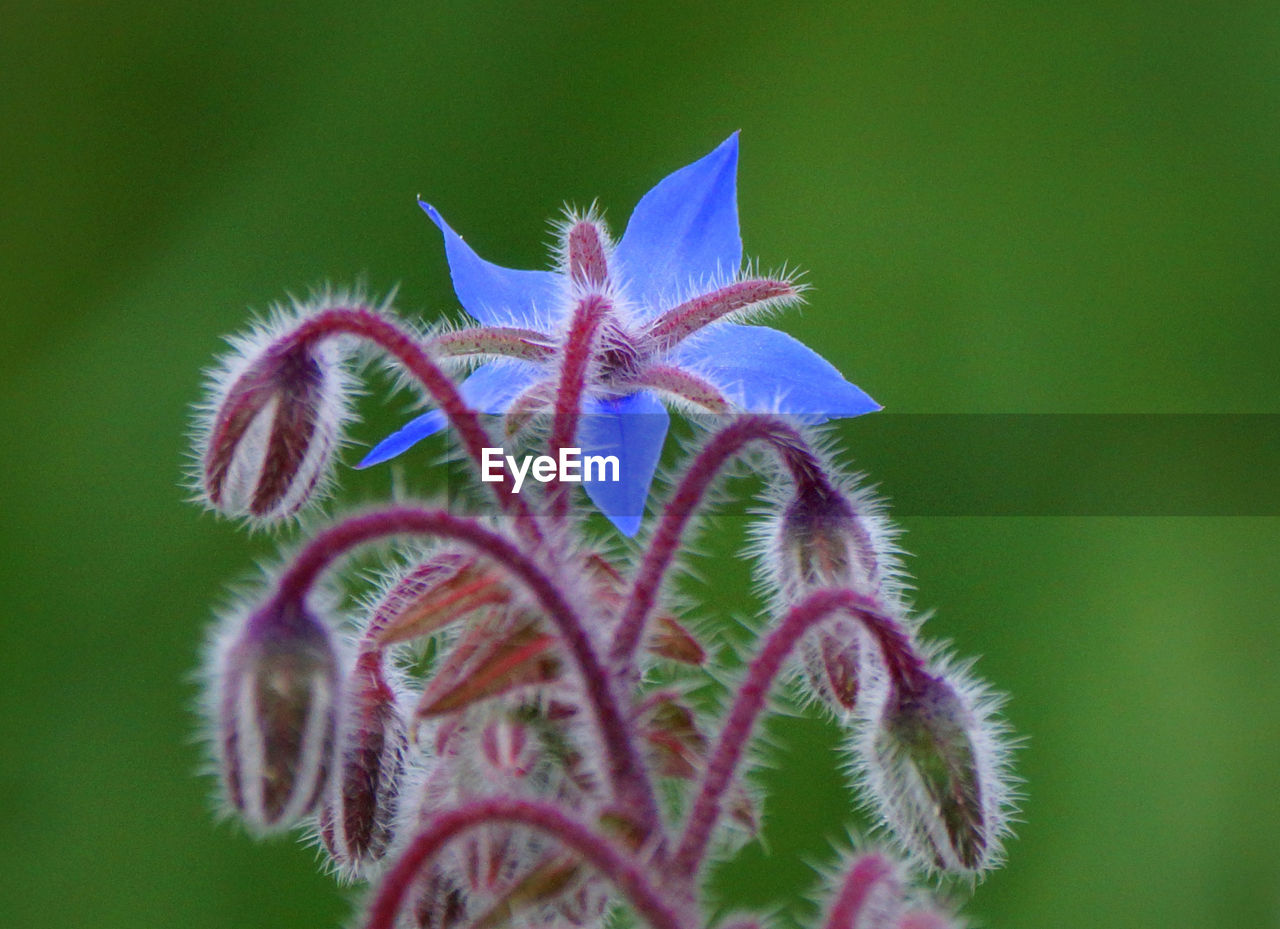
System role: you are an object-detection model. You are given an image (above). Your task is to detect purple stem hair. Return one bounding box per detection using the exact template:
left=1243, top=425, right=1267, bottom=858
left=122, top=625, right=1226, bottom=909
left=286, top=306, right=541, bottom=536
left=548, top=294, right=610, bottom=520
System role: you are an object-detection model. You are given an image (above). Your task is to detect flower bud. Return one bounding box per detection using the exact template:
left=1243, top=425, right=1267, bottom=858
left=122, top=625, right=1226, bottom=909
left=217, top=595, right=340, bottom=832
left=862, top=671, right=1006, bottom=875
left=319, top=650, right=407, bottom=871
left=775, top=478, right=886, bottom=713
left=198, top=324, right=352, bottom=522
left=777, top=479, right=881, bottom=599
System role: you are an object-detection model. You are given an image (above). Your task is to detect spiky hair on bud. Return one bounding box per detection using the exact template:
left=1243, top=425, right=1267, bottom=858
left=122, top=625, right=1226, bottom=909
left=198, top=586, right=344, bottom=834
left=317, top=648, right=411, bottom=878
left=849, top=652, right=1019, bottom=878
left=188, top=291, right=362, bottom=527
left=550, top=203, right=618, bottom=298
left=747, top=434, right=907, bottom=613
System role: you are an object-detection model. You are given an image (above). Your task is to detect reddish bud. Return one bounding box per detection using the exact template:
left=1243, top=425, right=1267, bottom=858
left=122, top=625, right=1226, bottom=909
left=319, top=650, right=407, bottom=870
left=777, top=478, right=885, bottom=715
left=895, top=910, right=957, bottom=929
left=582, top=554, right=705, bottom=665
left=200, top=331, right=350, bottom=522
left=217, top=595, right=339, bottom=831
left=778, top=479, right=881, bottom=599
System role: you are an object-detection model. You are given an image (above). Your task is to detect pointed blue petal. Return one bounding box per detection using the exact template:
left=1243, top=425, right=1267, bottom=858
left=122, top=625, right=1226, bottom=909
left=670, top=324, right=880, bottom=422
left=614, top=134, right=742, bottom=320
left=357, top=361, right=541, bottom=467
left=420, top=201, right=564, bottom=328
left=577, top=391, right=670, bottom=536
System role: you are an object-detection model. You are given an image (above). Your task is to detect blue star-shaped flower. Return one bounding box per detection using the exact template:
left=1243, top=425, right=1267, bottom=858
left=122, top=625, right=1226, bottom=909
left=360, top=134, right=879, bottom=534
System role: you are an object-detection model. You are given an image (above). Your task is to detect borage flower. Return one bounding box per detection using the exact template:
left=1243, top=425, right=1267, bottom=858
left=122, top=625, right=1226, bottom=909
left=359, top=135, right=879, bottom=534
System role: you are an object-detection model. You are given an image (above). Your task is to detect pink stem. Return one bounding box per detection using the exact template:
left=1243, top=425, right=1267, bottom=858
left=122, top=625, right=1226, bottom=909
left=646, top=279, right=798, bottom=351
left=288, top=306, right=539, bottom=535
left=428, top=326, right=554, bottom=362
left=363, top=798, right=683, bottom=929
left=549, top=295, right=610, bottom=520
left=610, top=415, right=825, bottom=669
left=824, top=853, right=897, bottom=929
left=273, top=506, right=660, bottom=829
left=671, top=588, right=924, bottom=877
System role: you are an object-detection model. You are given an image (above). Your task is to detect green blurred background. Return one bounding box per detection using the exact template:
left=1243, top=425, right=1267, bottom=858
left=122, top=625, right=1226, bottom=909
left=3, top=2, right=1278, bottom=927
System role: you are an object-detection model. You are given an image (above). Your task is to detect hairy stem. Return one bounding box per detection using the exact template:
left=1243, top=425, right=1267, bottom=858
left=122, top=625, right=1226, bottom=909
left=549, top=295, right=610, bottom=520
left=289, top=306, right=539, bottom=535
left=364, top=799, right=683, bottom=929
left=274, top=506, right=661, bottom=829
left=646, top=279, right=799, bottom=351
left=427, top=326, right=555, bottom=362
left=610, top=415, right=826, bottom=670
left=824, top=853, right=897, bottom=929
left=672, top=588, right=924, bottom=876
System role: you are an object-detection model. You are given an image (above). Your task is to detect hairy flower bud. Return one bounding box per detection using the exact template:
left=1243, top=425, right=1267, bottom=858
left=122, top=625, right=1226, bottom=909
left=778, top=478, right=882, bottom=599
left=860, top=670, right=1010, bottom=875
left=319, top=650, right=407, bottom=871
left=197, top=317, right=353, bottom=522
left=775, top=477, right=889, bottom=713
left=216, top=595, right=340, bottom=832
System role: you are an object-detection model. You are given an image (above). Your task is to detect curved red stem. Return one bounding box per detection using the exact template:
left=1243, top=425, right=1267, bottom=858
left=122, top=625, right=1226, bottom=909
left=671, top=588, right=924, bottom=877
left=610, top=415, right=825, bottom=670
left=363, top=798, right=684, bottom=929
left=274, top=506, right=661, bottom=830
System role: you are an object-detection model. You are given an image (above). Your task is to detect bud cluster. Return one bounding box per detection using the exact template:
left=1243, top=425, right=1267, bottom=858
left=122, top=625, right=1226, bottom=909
left=186, top=148, right=1017, bottom=929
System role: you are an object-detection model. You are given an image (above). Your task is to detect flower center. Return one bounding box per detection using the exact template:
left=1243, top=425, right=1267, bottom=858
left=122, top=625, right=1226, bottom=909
left=593, top=322, right=646, bottom=387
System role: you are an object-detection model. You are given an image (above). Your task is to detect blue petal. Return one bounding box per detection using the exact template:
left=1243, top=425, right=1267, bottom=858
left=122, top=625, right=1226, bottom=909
left=357, top=361, right=541, bottom=467
left=577, top=391, right=670, bottom=536
left=420, top=201, right=564, bottom=328
left=614, top=134, right=742, bottom=321
left=670, top=324, right=880, bottom=421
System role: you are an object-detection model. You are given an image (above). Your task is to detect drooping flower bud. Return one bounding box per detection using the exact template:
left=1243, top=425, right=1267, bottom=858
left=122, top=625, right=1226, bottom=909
left=774, top=475, right=890, bottom=713
left=319, top=649, right=408, bottom=872
left=861, top=669, right=1009, bottom=875
left=197, top=317, right=353, bottom=522
left=216, top=595, right=340, bottom=832
left=777, top=477, right=882, bottom=600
